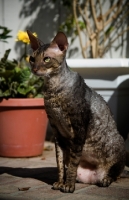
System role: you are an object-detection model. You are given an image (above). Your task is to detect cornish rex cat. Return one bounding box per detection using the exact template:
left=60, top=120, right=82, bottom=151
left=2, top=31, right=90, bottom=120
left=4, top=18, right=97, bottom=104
left=27, top=30, right=126, bottom=193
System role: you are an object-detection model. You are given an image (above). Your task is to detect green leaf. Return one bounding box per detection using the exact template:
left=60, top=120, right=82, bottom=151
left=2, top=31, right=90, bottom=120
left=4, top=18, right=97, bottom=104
left=0, top=48, right=44, bottom=98
left=15, top=66, right=21, bottom=73
left=35, top=94, right=43, bottom=98
left=0, top=89, right=11, bottom=97
left=78, top=21, right=86, bottom=30
left=17, top=82, right=33, bottom=95
left=0, top=70, right=14, bottom=78
left=1, top=49, right=11, bottom=62
left=18, top=67, right=31, bottom=82
left=105, top=26, right=114, bottom=36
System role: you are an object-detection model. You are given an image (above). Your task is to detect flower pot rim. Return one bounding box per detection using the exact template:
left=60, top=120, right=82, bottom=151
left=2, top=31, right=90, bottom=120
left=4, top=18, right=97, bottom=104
left=0, top=98, right=45, bottom=107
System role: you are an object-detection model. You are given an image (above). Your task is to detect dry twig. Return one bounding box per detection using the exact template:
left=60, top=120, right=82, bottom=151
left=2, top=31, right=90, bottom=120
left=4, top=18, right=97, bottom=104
left=72, top=0, right=129, bottom=58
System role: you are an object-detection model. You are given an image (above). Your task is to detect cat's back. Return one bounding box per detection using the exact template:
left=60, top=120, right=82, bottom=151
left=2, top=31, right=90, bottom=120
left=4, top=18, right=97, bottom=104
left=83, top=83, right=125, bottom=162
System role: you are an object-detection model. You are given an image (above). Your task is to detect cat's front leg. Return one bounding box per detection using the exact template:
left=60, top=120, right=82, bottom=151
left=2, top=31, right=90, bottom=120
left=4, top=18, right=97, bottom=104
left=53, top=138, right=65, bottom=190
left=60, top=147, right=82, bottom=193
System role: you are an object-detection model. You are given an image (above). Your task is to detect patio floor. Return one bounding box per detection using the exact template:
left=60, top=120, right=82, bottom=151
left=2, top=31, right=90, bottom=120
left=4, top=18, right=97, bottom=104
left=0, top=141, right=129, bottom=200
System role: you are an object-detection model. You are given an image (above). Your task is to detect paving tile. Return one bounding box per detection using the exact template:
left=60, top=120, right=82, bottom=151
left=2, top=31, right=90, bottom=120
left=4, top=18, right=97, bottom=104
left=0, top=158, right=11, bottom=166
left=56, top=193, right=119, bottom=200
left=14, top=185, right=67, bottom=200
left=0, top=174, right=22, bottom=185
left=0, top=159, right=32, bottom=168
left=0, top=141, right=129, bottom=200
left=77, top=185, right=129, bottom=199
left=13, top=177, right=46, bottom=188
left=0, top=185, right=18, bottom=195
left=75, top=183, right=90, bottom=191
left=111, top=178, right=129, bottom=188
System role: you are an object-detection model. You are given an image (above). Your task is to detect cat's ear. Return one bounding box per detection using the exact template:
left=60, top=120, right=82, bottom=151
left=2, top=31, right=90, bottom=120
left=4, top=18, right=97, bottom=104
left=52, top=32, right=68, bottom=51
left=27, top=30, right=43, bottom=51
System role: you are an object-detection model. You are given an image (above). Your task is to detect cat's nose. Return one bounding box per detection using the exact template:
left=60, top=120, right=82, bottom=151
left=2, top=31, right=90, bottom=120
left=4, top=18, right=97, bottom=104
left=33, top=67, right=38, bottom=72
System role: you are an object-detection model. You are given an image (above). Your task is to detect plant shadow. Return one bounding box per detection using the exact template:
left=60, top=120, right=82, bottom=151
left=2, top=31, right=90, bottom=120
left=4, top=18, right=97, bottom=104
left=15, top=0, right=78, bottom=59
left=0, top=166, right=58, bottom=185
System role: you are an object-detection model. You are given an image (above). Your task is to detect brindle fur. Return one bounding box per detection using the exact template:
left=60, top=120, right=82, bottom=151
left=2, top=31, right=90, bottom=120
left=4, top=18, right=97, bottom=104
left=27, top=30, right=126, bottom=193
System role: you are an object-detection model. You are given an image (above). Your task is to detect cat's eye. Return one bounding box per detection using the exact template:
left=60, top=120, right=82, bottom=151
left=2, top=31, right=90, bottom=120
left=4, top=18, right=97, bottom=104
left=29, top=56, right=35, bottom=63
left=44, top=57, right=51, bottom=63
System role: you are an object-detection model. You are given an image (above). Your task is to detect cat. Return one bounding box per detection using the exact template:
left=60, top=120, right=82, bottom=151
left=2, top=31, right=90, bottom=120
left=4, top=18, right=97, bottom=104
left=27, top=30, right=126, bottom=193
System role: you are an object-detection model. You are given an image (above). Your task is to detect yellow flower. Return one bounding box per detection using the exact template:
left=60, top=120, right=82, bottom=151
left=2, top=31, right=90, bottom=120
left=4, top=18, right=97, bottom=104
left=16, top=30, right=37, bottom=44
left=26, top=55, right=30, bottom=62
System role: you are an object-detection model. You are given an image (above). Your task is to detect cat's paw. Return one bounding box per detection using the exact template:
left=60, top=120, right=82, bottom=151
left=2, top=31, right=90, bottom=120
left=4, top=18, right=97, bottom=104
left=52, top=182, right=64, bottom=190
left=60, top=183, right=75, bottom=193
left=97, top=177, right=113, bottom=187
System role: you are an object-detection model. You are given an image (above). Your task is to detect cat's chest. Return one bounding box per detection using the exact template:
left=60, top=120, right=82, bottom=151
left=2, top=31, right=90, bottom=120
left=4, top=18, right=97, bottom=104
left=44, top=92, right=70, bottom=120
left=45, top=92, right=67, bottom=112
left=44, top=92, right=74, bottom=138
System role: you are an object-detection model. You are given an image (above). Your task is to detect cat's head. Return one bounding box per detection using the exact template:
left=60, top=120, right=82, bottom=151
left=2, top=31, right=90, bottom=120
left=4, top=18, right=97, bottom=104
left=27, top=30, right=68, bottom=77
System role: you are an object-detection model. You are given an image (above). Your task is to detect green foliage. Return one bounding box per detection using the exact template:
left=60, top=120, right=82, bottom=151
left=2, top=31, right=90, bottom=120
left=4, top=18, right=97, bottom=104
left=59, top=15, right=75, bottom=35
left=0, top=49, right=44, bottom=98
left=0, top=26, right=12, bottom=43
left=59, top=14, right=85, bottom=45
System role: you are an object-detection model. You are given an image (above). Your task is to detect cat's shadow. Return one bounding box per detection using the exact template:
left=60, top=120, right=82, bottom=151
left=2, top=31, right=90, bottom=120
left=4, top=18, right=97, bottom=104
left=0, top=166, right=58, bottom=185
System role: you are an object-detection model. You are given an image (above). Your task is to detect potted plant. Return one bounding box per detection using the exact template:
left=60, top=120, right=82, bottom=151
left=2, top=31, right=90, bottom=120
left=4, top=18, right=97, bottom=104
left=0, top=29, right=48, bottom=157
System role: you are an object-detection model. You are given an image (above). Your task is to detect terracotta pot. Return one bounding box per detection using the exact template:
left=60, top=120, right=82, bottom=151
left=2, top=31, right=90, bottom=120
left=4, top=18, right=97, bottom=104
left=0, top=98, right=48, bottom=157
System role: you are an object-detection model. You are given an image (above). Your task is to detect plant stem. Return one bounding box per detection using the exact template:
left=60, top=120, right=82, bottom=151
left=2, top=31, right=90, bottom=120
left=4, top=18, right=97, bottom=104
left=20, top=43, right=27, bottom=62
left=73, top=0, right=86, bottom=58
